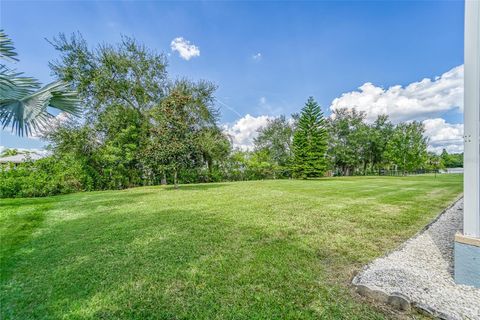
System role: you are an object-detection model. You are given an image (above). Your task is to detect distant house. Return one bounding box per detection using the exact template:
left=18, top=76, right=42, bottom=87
left=0, top=153, right=44, bottom=165
left=441, top=167, right=464, bottom=174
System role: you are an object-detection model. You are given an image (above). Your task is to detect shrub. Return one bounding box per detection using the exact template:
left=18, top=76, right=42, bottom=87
left=0, top=155, right=89, bottom=198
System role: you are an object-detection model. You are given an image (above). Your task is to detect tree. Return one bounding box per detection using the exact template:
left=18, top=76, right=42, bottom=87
left=385, top=121, right=428, bottom=174
left=253, top=115, right=294, bottom=177
left=47, top=33, right=168, bottom=187
left=327, top=108, right=369, bottom=176
left=49, top=33, right=168, bottom=118
left=147, top=79, right=218, bottom=189
left=440, top=149, right=464, bottom=168
left=366, top=115, right=394, bottom=173
left=95, top=105, right=146, bottom=188
left=427, top=152, right=444, bottom=176
left=0, top=30, right=80, bottom=136
left=195, top=127, right=231, bottom=180
left=292, top=97, right=328, bottom=178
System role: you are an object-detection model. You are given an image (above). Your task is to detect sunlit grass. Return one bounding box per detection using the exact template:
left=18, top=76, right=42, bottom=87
left=0, top=174, right=463, bottom=319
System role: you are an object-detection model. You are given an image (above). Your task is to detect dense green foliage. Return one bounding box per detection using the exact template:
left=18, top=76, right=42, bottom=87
left=44, top=34, right=230, bottom=192
left=0, top=175, right=463, bottom=319
left=253, top=115, right=294, bottom=178
left=328, top=109, right=371, bottom=176
left=441, top=149, right=463, bottom=168
left=384, top=121, right=428, bottom=174
left=0, top=155, right=89, bottom=198
left=292, top=97, right=328, bottom=178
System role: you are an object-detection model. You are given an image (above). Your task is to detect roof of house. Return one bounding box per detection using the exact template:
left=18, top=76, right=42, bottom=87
left=0, top=153, right=44, bottom=164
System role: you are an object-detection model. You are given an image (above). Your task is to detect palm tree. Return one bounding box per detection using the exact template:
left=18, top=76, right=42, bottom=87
left=0, top=30, right=80, bottom=136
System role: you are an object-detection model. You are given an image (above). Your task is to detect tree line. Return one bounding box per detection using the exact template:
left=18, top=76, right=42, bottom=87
left=0, top=34, right=460, bottom=198
left=252, top=98, right=437, bottom=179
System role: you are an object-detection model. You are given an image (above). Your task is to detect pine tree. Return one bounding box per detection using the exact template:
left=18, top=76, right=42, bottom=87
left=292, top=97, right=328, bottom=178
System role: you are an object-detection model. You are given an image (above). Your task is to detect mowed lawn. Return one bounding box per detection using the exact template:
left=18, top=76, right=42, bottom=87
left=1, top=175, right=462, bottom=319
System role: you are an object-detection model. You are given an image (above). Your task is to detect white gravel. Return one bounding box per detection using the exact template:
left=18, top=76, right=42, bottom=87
left=353, top=198, right=480, bottom=320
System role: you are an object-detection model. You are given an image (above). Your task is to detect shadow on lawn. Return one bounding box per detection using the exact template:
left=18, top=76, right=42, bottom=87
left=164, top=183, right=226, bottom=191
left=0, top=196, right=58, bottom=209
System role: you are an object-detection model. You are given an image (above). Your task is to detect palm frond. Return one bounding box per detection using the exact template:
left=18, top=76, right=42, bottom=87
left=0, top=30, right=18, bottom=61
left=0, top=81, right=80, bottom=136
left=0, top=30, right=80, bottom=136
left=0, top=66, right=41, bottom=99
left=41, top=81, right=81, bottom=116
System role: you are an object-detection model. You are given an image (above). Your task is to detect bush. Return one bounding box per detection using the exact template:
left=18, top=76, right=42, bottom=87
left=0, top=155, right=89, bottom=198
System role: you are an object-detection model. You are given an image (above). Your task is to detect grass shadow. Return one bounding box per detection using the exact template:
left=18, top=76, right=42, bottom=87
left=164, top=183, right=227, bottom=191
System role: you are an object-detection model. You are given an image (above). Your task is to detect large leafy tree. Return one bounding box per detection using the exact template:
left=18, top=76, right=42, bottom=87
left=254, top=115, right=294, bottom=172
left=364, top=114, right=394, bottom=173
left=327, top=108, right=369, bottom=176
left=0, top=30, right=80, bottom=136
left=195, top=127, right=231, bottom=178
left=292, top=97, right=328, bottom=178
left=49, top=33, right=168, bottom=118
left=47, top=33, right=168, bottom=188
left=385, top=121, right=428, bottom=174
left=146, top=79, right=218, bottom=188
left=47, top=33, right=229, bottom=189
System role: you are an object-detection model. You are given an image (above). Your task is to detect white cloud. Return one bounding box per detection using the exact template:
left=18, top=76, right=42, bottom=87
left=423, top=118, right=464, bottom=154
left=252, top=53, right=262, bottom=61
left=170, top=37, right=200, bottom=61
left=223, top=114, right=272, bottom=150
left=330, top=65, right=463, bottom=123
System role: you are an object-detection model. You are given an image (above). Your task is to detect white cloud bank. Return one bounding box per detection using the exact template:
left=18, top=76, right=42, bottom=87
left=330, top=65, right=463, bottom=123
left=170, top=37, right=200, bottom=61
left=329, top=65, right=464, bottom=153
left=423, top=118, right=464, bottom=154
left=223, top=114, right=272, bottom=150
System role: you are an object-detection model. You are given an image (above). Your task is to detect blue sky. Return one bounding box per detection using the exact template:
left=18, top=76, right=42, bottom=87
left=1, top=0, right=465, bottom=153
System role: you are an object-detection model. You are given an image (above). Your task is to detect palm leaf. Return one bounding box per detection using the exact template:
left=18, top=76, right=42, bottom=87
left=0, top=30, right=80, bottom=136
left=0, top=81, right=80, bottom=136
left=0, top=30, right=18, bottom=61
left=0, top=66, right=41, bottom=99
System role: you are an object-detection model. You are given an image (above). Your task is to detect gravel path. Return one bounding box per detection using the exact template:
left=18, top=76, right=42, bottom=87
left=353, top=198, right=480, bottom=320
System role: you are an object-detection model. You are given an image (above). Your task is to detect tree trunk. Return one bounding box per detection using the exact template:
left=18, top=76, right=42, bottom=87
left=173, top=169, right=178, bottom=189
left=161, top=172, right=167, bottom=185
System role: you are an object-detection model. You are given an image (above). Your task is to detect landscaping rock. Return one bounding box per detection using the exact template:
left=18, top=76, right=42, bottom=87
left=353, top=198, right=480, bottom=320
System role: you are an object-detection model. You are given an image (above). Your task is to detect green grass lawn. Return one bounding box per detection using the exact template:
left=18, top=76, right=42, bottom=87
left=0, top=175, right=463, bottom=319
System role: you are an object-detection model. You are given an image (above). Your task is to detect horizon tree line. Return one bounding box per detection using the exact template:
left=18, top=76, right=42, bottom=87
left=254, top=98, right=446, bottom=178
left=0, top=32, right=462, bottom=198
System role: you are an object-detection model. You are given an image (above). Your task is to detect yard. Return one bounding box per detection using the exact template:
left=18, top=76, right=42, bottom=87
left=0, top=175, right=463, bottom=319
